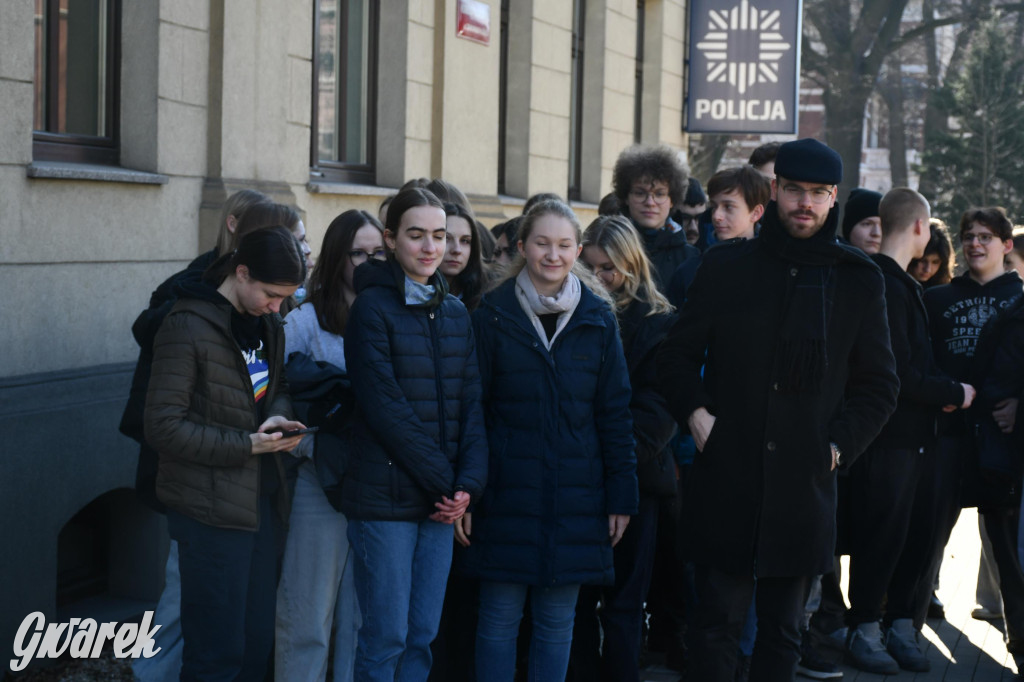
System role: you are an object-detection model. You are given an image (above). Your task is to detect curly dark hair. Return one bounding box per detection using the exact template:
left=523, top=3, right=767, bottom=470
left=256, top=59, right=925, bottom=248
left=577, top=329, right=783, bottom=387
left=959, top=206, right=1013, bottom=241
left=612, top=145, right=690, bottom=207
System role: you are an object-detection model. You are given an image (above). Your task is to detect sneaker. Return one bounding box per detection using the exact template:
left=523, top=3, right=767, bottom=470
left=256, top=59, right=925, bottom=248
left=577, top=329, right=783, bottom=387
left=846, top=623, right=899, bottom=675
left=797, top=631, right=843, bottom=679
left=972, top=606, right=1003, bottom=621
left=885, top=627, right=930, bottom=672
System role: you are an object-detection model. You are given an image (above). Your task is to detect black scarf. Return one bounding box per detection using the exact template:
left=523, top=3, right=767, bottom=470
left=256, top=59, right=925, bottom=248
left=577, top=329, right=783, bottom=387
left=758, top=201, right=871, bottom=394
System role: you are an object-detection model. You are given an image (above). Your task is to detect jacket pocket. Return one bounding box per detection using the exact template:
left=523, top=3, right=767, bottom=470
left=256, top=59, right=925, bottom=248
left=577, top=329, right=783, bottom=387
left=701, top=416, right=723, bottom=454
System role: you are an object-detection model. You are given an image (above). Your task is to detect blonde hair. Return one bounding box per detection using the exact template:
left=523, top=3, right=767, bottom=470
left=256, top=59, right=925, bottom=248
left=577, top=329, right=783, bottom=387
left=215, top=190, right=270, bottom=255
left=582, top=215, right=675, bottom=316
left=488, top=200, right=615, bottom=308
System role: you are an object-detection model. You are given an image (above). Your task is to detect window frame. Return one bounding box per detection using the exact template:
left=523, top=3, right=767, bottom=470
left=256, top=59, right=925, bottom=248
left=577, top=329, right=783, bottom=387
left=310, top=0, right=379, bottom=185
left=634, top=0, right=644, bottom=143
left=567, top=0, right=586, bottom=202
left=33, top=0, right=122, bottom=165
left=497, top=0, right=510, bottom=195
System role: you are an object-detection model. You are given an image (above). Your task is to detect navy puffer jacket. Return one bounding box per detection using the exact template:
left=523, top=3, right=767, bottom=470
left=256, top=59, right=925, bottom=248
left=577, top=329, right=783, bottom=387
left=341, top=259, right=488, bottom=521
left=462, top=277, right=638, bottom=586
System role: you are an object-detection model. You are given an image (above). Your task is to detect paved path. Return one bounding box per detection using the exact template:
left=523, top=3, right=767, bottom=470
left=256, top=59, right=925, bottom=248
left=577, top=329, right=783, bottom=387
left=639, top=508, right=1018, bottom=681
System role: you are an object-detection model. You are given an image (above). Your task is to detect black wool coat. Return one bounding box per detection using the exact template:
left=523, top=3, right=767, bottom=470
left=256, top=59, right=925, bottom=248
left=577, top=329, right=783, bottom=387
left=658, top=205, right=899, bottom=577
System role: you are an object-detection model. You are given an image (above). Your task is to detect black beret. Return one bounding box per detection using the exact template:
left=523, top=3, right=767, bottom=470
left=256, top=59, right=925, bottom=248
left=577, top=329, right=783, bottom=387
left=841, top=188, right=883, bottom=240
left=774, top=138, right=843, bottom=186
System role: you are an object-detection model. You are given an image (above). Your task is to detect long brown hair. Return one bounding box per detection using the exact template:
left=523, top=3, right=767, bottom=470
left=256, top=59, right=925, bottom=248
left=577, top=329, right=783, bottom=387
left=306, top=210, right=384, bottom=335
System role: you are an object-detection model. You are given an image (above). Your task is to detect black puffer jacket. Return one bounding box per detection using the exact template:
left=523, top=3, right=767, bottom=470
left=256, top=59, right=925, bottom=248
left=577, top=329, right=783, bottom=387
left=341, top=259, right=488, bottom=520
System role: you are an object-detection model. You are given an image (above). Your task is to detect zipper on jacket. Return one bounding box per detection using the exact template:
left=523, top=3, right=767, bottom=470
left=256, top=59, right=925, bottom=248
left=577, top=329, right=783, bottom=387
left=428, top=310, right=448, bottom=459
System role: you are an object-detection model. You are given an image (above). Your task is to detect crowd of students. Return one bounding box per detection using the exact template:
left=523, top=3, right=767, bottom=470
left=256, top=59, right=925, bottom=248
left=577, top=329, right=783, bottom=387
left=119, top=137, right=1024, bottom=682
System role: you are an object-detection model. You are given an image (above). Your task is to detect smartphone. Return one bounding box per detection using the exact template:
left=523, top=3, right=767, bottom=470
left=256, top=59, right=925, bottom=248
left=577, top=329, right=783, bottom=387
left=270, top=426, right=319, bottom=438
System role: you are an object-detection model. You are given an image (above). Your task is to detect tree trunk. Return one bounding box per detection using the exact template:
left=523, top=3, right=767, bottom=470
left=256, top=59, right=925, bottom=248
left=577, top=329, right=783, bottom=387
left=822, top=81, right=874, bottom=206
left=884, top=55, right=909, bottom=188
left=687, top=135, right=732, bottom=185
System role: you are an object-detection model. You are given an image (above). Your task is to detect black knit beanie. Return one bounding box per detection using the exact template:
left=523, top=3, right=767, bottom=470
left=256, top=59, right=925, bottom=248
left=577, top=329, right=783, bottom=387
left=774, top=138, right=843, bottom=185
left=841, top=188, right=883, bottom=240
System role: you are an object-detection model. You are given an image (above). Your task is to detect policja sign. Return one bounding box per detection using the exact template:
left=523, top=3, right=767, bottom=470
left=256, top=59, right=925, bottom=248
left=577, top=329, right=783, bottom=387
left=686, top=0, right=802, bottom=134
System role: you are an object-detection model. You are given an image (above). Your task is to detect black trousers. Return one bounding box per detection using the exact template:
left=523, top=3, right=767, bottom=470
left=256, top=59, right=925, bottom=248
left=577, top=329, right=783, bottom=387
left=647, top=473, right=689, bottom=654
left=983, top=506, right=1024, bottom=653
left=887, top=436, right=965, bottom=627
left=569, top=496, right=660, bottom=682
left=688, top=564, right=811, bottom=682
left=846, top=446, right=924, bottom=625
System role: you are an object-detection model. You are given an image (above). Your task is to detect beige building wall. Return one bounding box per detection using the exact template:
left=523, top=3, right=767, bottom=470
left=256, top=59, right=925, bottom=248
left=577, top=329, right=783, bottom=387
left=1, top=0, right=691, bottom=378
left=525, top=2, right=574, bottom=199
left=597, top=2, right=639, bottom=198
left=0, top=0, right=700, bottom=651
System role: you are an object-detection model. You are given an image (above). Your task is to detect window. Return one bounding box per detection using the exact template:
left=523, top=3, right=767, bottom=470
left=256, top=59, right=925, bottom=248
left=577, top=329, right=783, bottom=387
left=312, top=0, right=378, bottom=184
left=33, top=0, right=121, bottom=164
left=567, top=0, right=586, bottom=201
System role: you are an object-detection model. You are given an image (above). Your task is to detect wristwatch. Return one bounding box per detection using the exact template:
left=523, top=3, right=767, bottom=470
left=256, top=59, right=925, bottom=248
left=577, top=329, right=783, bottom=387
left=830, top=442, right=844, bottom=468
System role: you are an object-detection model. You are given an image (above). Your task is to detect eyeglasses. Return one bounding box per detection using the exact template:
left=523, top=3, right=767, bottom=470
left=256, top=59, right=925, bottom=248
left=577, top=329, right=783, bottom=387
left=780, top=184, right=834, bottom=204
left=961, top=232, right=997, bottom=245
left=676, top=213, right=701, bottom=226
left=349, top=248, right=387, bottom=264
left=629, top=188, right=671, bottom=205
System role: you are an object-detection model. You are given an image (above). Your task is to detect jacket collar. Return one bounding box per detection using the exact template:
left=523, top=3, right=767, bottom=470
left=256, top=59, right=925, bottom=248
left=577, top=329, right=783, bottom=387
left=949, top=270, right=1023, bottom=291
left=483, top=276, right=609, bottom=343
left=172, top=295, right=285, bottom=344
left=873, top=253, right=922, bottom=290
left=353, top=257, right=450, bottom=306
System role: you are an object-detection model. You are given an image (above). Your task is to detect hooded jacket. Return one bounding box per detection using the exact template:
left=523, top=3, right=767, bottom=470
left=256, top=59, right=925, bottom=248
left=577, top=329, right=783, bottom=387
left=627, top=213, right=701, bottom=294
left=924, top=270, right=1024, bottom=437
left=121, top=248, right=218, bottom=511
left=340, top=259, right=488, bottom=521
left=658, top=202, right=899, bottom=577
left=144, top=278, right=293, bottom=530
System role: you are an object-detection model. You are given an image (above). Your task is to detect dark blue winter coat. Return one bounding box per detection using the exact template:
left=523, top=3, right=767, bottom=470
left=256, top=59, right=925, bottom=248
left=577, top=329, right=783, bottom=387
left=462, top=277, right=638, bottom=587
left=341, top=259, right=488, bottom=521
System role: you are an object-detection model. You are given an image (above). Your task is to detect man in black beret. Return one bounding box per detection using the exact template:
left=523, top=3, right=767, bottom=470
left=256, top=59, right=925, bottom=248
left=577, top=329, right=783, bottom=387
left=658, top=138, right=900, bottom=681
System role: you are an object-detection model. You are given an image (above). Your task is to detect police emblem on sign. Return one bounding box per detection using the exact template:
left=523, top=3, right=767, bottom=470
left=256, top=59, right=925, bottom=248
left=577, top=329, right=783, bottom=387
left=686, top=0, right=802, bottom=134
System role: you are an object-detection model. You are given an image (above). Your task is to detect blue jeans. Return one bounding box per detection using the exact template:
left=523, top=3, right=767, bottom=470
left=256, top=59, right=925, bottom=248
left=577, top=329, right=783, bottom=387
left=347, top=519, right=454, bottom=682
left=476, top=581, right=581, bottom=682
left=276, top=463, right=359, bottom=682
left=132, top=539, right=184, bottom=682
left=168, top=494, right=279, bottom=682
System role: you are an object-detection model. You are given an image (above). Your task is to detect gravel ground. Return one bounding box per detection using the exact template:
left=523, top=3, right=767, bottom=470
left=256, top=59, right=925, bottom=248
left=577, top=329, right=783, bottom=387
left=4, top=652, right=133, bottom=682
